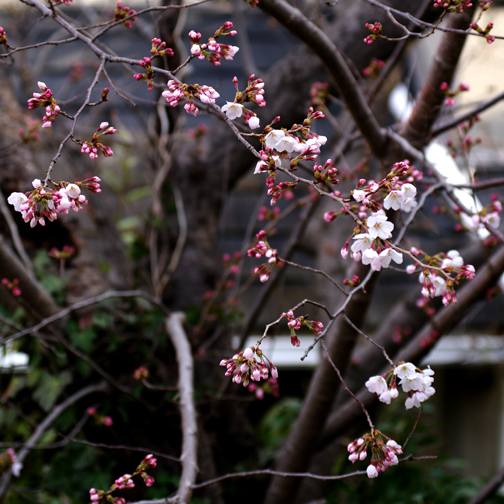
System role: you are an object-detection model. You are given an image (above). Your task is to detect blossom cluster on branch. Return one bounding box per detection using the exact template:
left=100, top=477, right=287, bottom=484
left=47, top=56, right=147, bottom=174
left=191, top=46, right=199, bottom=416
left=8, top=177, right=101, bottom=227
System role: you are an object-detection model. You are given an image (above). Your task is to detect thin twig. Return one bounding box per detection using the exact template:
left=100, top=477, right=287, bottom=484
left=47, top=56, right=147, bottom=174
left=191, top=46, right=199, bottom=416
left=402, top=405, right=423, bottom=449
left=2, top=290, right=168, bottom=345
left=321, top=339, right=375, bottom=431
left=278, top=257, right=347, bottom=295
left=342, top=314, right=394, bottom=367
left=0, top=382, right=108, bottom=498
left=301, top=269, right=374, bottom=361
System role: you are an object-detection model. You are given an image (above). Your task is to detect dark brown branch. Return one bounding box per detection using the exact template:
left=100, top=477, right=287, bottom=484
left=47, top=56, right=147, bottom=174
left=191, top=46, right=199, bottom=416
left=320, top=242, right=504, bottom=446
left=468, top=465, right=504, bottom=504
left=399, top=5, right=475, bottom=143
left=431, top=89, right=504, bottom=138
left=257, top=0, right=387, bottom=158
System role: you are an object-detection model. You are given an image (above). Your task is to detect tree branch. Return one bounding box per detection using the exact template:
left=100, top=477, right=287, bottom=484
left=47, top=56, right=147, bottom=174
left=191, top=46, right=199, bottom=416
left=166, top=313, right=198, bottom=504
left=0, top=381, right=109, bottom=499
left=257, top=0, right=387, bottom=157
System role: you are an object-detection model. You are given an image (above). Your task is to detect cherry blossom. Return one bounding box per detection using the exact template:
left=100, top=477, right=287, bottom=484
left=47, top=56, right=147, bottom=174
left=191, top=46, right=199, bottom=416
left=441, top=250, right=464, bottom=269
left=347, top=431, right=403, bottom=477
left=383, top=189, right=404, bottom=211
left=264, top=130, right=297, bottom=153
left=351, top=233, right=373, bottom=254
left=7, top=192, right=28, bottom=212
left=220, top=346, right=278, bottom=386
left=365, top=375, right=387, bottom=395
left=367, top=212, right=394, bottom=240
left=248, top=116, right=260, bottom=129
left=221, top=102, right=244, bottom=120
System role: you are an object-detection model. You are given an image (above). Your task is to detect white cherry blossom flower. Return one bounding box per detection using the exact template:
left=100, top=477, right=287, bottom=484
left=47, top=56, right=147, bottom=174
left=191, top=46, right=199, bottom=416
left=393, top=362, right=417, bottom=379
left=486, top=211, right=501, bottom=229
left=367, top=465, right=378, bottom=478
left=441, top=250, right=464, bottom=269
left=362, top=249, right=383, bottom=271
left=254, top=155, right=281, bottom=174
left=378, top=248, right=403, bottom=268
left=401, top=197, right=417, bottom=212
left=383, top=190, right=404, bottom=211
left=367, top=212, right=394, bottom=240
left=221, top=102, right=244, bottom=120
left=248, top=116, right=260, bottom=129
left=351, top=233, right=373, bottom=253
left=7, top=192, right=28, bottom=212
left=401, top=183, right=417, bottom=199
left=365, top=375, right=388, bottom=395
left=352, top=189, right=366, bottom=202
left=65, top=183, right=81, bottom=199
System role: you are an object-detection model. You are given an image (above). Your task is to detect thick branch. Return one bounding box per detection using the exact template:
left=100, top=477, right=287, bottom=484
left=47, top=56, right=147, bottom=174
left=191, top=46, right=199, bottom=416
left=320, top=243, right=504, bottom=446
left=399, top=5, right=475, bottom=143
left=258, top=0, right=387, bottom=157
left=265, top=261, right=377, bottom=504
left=0, top=242, right=59, bottom=319
left=166, top=313, right=198, bottom=504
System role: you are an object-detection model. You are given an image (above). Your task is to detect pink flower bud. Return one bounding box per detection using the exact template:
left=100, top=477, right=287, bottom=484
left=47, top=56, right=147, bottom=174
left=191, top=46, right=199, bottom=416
left=243, top=347, right=254, bottom=360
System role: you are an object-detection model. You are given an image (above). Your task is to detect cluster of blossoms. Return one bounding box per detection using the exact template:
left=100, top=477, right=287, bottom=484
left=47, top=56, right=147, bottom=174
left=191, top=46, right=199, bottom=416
left=343, top=210, right=403, bottom=272
left=133, top=39, right=174, bottom=91
left=363, top=22, right=382, bottom=44
left=0, top=27, right=8, bottom=46
left=470, top=20, right=495, bottom=43
left=89, top=454, right=156, bottom=503
left=446, top=115, right=481, bottom=157
left=405, top=248, right=475, bottom=306
left=463, top=196, right=503, bottom=233
left=347, top=431, right=403, bottom=478
left=248, top=377, right=280, bottom=399
left=222, top=252, right=241, bottom=276
left=310, top=81, right=328, bottom=109
left=254, top=109, right=327, bottom=189
left=162, top=80, right=219, bottom=117
left=220, top=346, right=278, bottom=386
left=313, top=159, right=339, bottom=185
left=258, top=205, right=280, bottom=222
left=0, top=448, right=22, bottom=477
left=87, top=407, right=113, bottom=426
left=27, top=82, right=60, bottom=128
left=365, top=361, right=435, bottom=409
left=433, top=0, right=473, bottom=13
left=49, top=245, right=75, bottom=261
left=2, top=278, right=21, bottom=297
left=266, top=177, right=296, bottom=206
left=362, top=57, right=385, bottom=78
left=264, top=116, right=327, bottom=164
left=440, top=81, right=470, bottom=107
left=114, top=0, right=137, bottom=28
left=81, top=122, right=116, bottom=159
left=133, top=366, right=149, bottom=380
left=247, top=230, right=278, bottom=282
left=350, top=160, right=421, bottom=214
left=18, top=119, right=40, bottom=143
left=8, top=177, right=101, bottom=227
left=282, top=310, right=324, bottom=347
left=189, top=22, right=239, bottom=66
left=221, top=74, right=266, bottom=129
